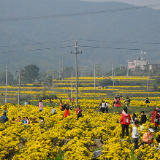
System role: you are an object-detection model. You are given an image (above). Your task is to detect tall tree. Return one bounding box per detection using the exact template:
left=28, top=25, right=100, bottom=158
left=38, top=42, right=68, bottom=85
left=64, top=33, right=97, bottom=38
left=21, top=64, right=40, bottom=83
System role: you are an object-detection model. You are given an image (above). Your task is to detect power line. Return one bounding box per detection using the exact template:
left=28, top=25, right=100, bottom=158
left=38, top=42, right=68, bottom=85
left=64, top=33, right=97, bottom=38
left=0, top=45, right=73, bottom=54
left=81, top=19, right=160, bottom=52
left=79, top=39, right=160, bottom=45
left=78, top=45, right=160, bottom=52
left=0, top=39, right=74, bottom=48
left=1, top=44, right=160, bottom=54
left=0, top=4, right=160, bottom=22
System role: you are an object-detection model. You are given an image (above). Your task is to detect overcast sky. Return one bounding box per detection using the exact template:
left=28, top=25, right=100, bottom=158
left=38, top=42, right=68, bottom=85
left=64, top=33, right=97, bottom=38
left=82, top=0, right=160, bottom=9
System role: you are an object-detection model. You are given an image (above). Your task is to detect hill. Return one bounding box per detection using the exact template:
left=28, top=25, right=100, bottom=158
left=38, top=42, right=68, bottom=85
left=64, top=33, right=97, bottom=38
left=1, top=0, right=160, bottom=75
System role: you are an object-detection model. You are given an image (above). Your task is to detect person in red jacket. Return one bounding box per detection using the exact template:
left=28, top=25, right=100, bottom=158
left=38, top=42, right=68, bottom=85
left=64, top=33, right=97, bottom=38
left=151, top=108, right=158, bottom=131
left=76, top=105, right=82, bottom=119
left=120, top=107, right=131, bottom=138
left=115, top=97, right=121, bottom=107
left=64, top=104, right=70, bottom=118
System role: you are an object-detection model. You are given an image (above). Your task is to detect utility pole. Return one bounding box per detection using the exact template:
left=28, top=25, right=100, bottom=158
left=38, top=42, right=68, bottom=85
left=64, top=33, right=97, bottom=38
left=61, top=59, right=63, bottom=80
left=71, top=71, right=73, bottom=98
left=127, top=66, right=129, bottom=78
left=59, top=59, right=61, bottom=80
left=113, top=70, right=115, bottom=87
left=52, top=72, right=54, bottom=94
left=94, top=65, right=96, bottom=89
left=18, top=67, right=21, bottom=105
left=5, top=65, right=8, bottom=104
left=111, top=61, right=114, bottom=79
left=71, top=41, right=82, bottom=105
left=147, top=75, right=148, bottom=91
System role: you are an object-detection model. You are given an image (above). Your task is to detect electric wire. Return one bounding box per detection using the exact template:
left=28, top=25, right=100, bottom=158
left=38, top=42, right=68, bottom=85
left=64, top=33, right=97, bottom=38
left=0, top=3, right=160, bottom=22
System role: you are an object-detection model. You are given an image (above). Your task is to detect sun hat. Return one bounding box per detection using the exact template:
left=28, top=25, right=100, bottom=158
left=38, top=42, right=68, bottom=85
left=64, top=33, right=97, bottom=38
left=148, top=128, right=154, bottom=132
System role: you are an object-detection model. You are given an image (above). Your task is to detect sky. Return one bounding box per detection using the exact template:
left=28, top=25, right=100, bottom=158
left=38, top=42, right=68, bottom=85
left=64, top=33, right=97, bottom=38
left=82, top=0, right=160, bottom=9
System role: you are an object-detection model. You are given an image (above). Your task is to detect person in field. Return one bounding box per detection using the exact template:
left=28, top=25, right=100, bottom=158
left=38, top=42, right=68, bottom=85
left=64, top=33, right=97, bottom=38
left=132, top=120, right=140, bottom=154
left=22, top=117, right=26, bottom=124
left=131, top=113, right=138, bottom=125
left=100, top=100, right=106, bottom=113
left=60, top=102, right=63, bottom=110
left=142, top=128, right=154, bottom=147
left=120, top=107, right=131, bottom=138
left=112, top=97, right=117, bottom=108
left=25, top=117, right=30, bottom=124
left=24, top=101, right=28, bottom=106
left=140, top=111, right=147, bottom=132
left=151, top=108, right=158, bottom=131
left=16, top=116, right=21, bottom=122
left=125, top=96, right=131, bottom=107
left=1, top=113, right=8, bottom=123
left=64, top=104, right=70, bottom=118
left=140, top=111, right=147, bottom=125
left=51, top=106, right=56, bottom=115
left=76, top=105, right=82, bottom=119
left=115, top=97, right=121, bottom=107
left=37, top=99, right=43, bottom=111
left=145, top=97, right=150, bottom=103
left=105, top=101, right=109, bottom=113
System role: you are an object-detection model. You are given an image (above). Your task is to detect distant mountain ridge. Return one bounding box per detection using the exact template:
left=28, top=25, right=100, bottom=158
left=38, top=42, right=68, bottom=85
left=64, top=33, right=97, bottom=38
left=0, top=0, right=160, bottom=75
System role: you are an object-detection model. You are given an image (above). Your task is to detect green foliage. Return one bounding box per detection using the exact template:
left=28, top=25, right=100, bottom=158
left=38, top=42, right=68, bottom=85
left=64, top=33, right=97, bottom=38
left=155, top=76, right=160, bottom=84
left=21, top=64, right=40, bottom=84
left=99, top=78, right=142, bottom=86
left=43, top=76, right=53, bottom=87
left=36, top=94, right=58, bottom=100
left=19, top=94, right=32, bottom=101
left=99, top=79, right=113, bottom=86
left=62, top=67, right=75, bottom=78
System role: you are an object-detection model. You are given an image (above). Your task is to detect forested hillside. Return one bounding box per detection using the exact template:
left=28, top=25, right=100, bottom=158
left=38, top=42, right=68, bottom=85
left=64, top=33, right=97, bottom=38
left=0, top=0, right=160, bottom=75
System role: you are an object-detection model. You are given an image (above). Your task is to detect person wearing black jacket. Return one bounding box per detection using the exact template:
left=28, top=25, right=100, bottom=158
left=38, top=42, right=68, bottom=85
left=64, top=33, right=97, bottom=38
left=140, top=111, right=146, bottom=125
left=145, top=98, right=150, bottom=103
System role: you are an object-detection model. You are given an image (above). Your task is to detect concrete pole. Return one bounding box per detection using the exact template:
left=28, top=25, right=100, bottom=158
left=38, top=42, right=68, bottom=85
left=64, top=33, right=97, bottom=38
left=94, top=65, right=96, bottom=89
left=127, top=65, right=129, bottom=78
left=113, top=70, right=115, bottom=87
left=61, top=59, right=63, bottom=80
left=111, top=61, right=114, bottom=79
left=59, top=59, right=61, bottom=80
left=75, top=41, right=78, bottom=105
left=5, top=65, right=7, bottom=104
left=71, top=72, right=73, bottom=98
left=18, top=67, right=21, bottom=105
left=52, top=72, right=54, bottom=94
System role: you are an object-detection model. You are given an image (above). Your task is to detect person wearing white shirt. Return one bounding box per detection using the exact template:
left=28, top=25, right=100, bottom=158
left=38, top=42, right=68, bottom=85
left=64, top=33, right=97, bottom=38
left=24, top=101, right=28, bottom=106
left=132, top=120, right=140, bottom=154
left=51, top=106, right=56, bottom=115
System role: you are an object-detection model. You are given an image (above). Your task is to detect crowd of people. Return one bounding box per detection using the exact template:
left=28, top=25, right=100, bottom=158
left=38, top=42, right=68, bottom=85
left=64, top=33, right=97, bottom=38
left=1, top=96, right=160, bottom=154
left=120, top=106, right=160, bottom=154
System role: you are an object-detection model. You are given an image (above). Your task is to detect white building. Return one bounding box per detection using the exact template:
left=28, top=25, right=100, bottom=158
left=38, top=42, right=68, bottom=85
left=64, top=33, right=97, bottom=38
left=128, top=59, right=148, bottom=71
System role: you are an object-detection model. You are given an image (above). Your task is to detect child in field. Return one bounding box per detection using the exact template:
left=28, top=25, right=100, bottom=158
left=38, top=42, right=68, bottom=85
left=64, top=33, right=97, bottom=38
left=25, top=117, right=30, bottom=124
left=16, top=116, right=22, bottom=122
left=132, top=120, right=140, bottom=154
left=22, top=117, right=26, bottom=124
